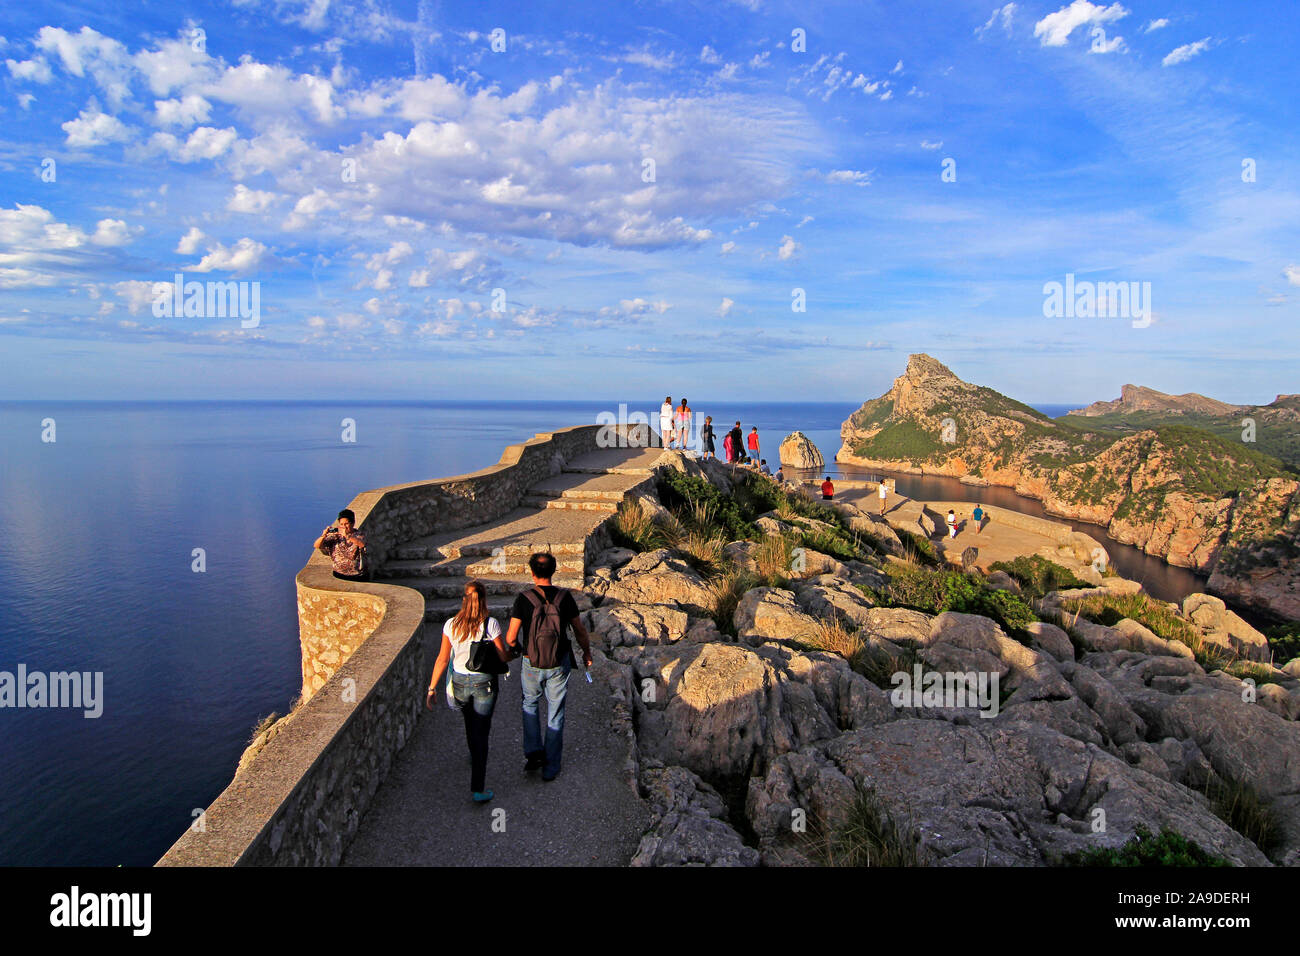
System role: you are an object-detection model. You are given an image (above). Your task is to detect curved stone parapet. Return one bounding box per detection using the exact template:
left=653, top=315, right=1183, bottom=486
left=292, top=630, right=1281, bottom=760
left=157, top=422, right=645, bottom=866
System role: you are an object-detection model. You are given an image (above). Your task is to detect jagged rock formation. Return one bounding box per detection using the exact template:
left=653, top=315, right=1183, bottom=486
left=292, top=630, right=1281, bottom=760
left=779, top=431, right=824, bottom=470
left=837, top=354, right=1300, bottom=620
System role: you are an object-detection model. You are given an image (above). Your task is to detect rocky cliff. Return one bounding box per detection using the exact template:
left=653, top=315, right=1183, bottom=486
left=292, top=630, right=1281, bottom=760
left=837, top=355, right=1300, bottom=620
left=588, top=452, right=1300, bottom=867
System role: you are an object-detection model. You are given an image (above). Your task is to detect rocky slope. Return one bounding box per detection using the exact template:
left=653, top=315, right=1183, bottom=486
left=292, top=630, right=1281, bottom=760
left=837, top=354, right=1300, bottom=620
left=585, top=453, right=1300, bottom=866
left=1067, top=385, right=1300, bottom=469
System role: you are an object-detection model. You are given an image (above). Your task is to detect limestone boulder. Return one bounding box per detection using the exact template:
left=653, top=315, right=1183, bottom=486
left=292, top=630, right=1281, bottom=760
left=821, top=719, right=1269, bottom=866
left=602, top=548, right=715, bottom=614
left=793, top=576, right=877, bottom=629
left=734, top=587, right=824, bottom=646
left=585, top=602, right=689, bottom=649
left=631, top=765, right=759, bottom=867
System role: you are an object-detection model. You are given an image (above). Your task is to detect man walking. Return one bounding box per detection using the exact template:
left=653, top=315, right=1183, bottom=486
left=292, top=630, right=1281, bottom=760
left=505, top=553, right=593, bottom=781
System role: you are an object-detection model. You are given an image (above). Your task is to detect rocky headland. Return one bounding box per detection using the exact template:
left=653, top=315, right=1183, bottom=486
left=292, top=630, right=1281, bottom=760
left=836, top=354, right=1300, bottom=621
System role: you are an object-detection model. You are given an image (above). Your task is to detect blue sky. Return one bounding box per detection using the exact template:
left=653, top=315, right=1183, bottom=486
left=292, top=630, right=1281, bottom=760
left=1, top=0, right=1297, bottom=404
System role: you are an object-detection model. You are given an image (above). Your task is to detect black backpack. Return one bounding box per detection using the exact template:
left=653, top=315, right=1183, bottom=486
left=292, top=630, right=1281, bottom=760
left=521, top=587, right=570, bottom=669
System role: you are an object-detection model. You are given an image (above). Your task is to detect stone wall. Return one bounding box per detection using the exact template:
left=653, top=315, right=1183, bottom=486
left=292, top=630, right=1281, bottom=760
left=157, top=575, right=426, bottom=866
left=158, top=422, right=641, bottom=866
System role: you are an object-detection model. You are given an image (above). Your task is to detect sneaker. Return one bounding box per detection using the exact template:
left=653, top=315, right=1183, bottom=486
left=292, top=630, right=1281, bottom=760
left=472, top=789, right=494, bottom=803
left=541, top=768, right=560, bottom=782
left=523, top=751, right=545, bottom=773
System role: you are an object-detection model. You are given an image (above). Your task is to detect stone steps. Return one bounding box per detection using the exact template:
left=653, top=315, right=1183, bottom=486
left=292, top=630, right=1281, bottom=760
left=520, top=495, right=621, bottom=512
left=410, top=573, right=585, bottom=601
left=379, top=554, right=586, bottom=579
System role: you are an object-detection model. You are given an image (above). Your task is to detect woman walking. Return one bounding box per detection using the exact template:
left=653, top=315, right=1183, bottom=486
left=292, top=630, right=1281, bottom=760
left=426, top=580, right=510, bottom=803
left=701, top=415, right=716, bottom=459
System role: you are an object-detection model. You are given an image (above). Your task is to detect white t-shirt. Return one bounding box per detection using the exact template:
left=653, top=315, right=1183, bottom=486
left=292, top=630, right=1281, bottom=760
left=660, top=402, right=673, bottom=429
left=878, top=483, right=888, bottom=499
left=443, top=617, right=503, bottom=675
left=946, top=512, right=956, bottom=526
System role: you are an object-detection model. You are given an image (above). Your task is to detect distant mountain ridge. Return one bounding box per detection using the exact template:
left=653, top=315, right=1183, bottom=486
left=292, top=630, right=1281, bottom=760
left=838, top=354, right=1300, bottom=621
left=1069, top=384, right=1246, bottom=418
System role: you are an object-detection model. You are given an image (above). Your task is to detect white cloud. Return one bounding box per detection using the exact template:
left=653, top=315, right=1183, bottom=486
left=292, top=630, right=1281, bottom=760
left=35, top=26, right=132, bottom=105
left=920, top=139, right=943, bottom=150
left=976, top=4, right=1017, bottom=38
left=190, top=237, right=267, bottom=275
left=1285, top=265, right=1300, bottom=287
left=227, top=184, right=279, bottom=214
left=1162, top=37, right=1212, bottom=66
left=150, top=125, right=238, bottom=162
left=1144, top=18, right=1169, bottom=32
left=281, top=188, right=338, bottom=230
left=891, top=60, right=903, bottom=74
left=825, top=169, right=872, bottom=186
left=777, top=235, right=800, bottom=260
left=1033, top=1, right=1128, bottom=47
left=153, top=94, right=211, bottom=127
left=717, top=297, right=734, bottom=318
left=91, top=218, right=131, bottom=246
left=6, top=56, right=53, bottom=82
left=61, top=103, right=130, bottom=147
left=113, top=280, right=159, bottom=314
left=699, top=45, right=722, bottom=65
left=720, top=241, right=736, bottom=255
left=176, top=227, right=205, bottom=254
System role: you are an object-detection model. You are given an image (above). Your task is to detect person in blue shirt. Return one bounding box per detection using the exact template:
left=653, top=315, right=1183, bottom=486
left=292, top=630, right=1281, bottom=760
left=973, top=504, right=985, bottom=534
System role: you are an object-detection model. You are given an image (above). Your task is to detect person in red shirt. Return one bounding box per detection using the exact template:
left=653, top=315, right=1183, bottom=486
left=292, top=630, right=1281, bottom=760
left=821, top=476, right=834, bottom=500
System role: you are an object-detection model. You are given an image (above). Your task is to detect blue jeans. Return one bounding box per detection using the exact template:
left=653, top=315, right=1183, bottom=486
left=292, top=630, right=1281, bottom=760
left=520, top=657, right=571, bottom=776
left=451, top=671, right=497, bottom=793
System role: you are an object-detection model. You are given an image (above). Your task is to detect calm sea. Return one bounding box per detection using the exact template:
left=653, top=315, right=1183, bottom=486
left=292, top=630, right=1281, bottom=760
left=4, top=398, right=1202, bottom=866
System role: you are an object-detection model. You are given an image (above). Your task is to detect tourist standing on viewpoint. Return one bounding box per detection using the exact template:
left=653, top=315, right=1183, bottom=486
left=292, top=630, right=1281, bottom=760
left=660, top=396, right=674, bottom=449
left=878, top=480, right=889, bottom=515
left=701, top=415, right=716, bottom=459
left=425, top=581, right=511, bottom=803
left=776, top=465, right=785, bottom=483
left=506, top=553, right=593, bottom=781
left=947, top=509, right=958, bottom=538
left=727, top=421, right=744, bottom=463
left=821, top=476, right=835, bottom=500
left=676, top=399, right=692, bottom=453
left=747, top=426, right=760, bottom=463
left=760, top=459, right=771, bottom=476
left=314, top=509, right=367, bottom=581
left=973, top=504, right=984, bottom=534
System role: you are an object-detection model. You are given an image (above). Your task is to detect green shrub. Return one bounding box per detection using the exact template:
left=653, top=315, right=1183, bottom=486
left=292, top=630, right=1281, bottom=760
left=1059, top=827, right=1230, bottom=867
left=1263, top=622, right=1300, bottom=666
left=656, top=470, right=758, bottom=541
left=989, top=555, right=1088, bottom=601
left=876, top=565, right=1039, bottom=642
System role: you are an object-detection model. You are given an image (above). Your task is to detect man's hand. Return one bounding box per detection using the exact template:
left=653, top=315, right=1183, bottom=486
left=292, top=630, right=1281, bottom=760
left=583, top=652, right=593, bottom=668
left=425, top=687, right=436, bottom=710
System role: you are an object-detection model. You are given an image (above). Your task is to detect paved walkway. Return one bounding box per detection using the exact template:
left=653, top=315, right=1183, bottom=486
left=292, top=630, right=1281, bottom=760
left=836, top=487, right=1073, bottom=571
left=343, top=444, right=663, bottom=865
